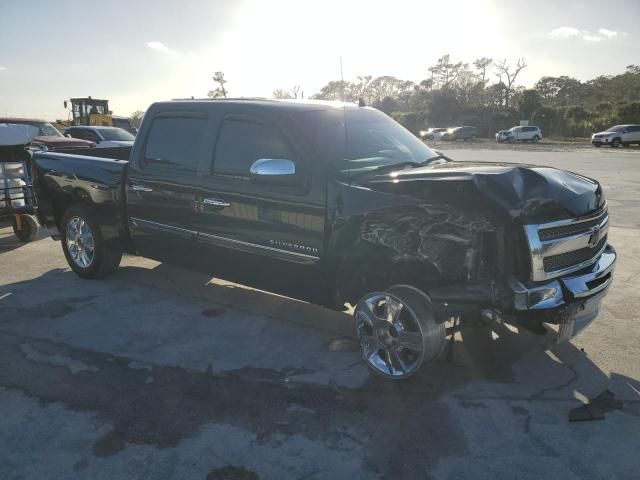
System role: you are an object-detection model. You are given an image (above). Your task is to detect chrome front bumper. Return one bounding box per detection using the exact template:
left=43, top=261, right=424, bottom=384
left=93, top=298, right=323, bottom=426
left=510, top=245, right=616, bottom=311
left=509, top=245, right=616, bottom=340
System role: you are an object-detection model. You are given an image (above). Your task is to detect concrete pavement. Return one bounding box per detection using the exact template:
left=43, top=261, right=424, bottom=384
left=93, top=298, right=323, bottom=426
left=0, top=147, right=639, bottom=480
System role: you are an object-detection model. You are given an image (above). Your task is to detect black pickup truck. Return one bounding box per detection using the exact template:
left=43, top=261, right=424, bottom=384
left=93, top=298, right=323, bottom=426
left=31, top=99, right=616, bottom=379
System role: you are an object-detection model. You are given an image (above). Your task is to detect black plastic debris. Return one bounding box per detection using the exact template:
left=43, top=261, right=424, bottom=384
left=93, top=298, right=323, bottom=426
left=569, top=389, right=623, bottom=422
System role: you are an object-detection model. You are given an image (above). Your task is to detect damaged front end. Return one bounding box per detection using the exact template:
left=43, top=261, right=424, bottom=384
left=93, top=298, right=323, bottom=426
left=360, top=203, right=496, bottom=281
left=332, top=160, right=616, bottom=343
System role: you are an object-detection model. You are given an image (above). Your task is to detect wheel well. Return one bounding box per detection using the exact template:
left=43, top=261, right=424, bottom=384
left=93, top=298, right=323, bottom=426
left=335, top=256, right=441, bottom=308
left=52, top=189, right=93, bottom=229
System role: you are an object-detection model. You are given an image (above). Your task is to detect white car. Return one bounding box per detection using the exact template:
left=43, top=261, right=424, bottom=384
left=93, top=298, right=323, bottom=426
left=420, top=127, right=448, bottom=141
left=591, top=125, right=640, bottom=148
left=497, top=126, right=542, bottom=143
left=63, top=126, right=135, bottom=148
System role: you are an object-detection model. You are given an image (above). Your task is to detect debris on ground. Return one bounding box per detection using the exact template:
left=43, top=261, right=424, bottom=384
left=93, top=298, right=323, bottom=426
left=569, top=389, right=623, bottom=422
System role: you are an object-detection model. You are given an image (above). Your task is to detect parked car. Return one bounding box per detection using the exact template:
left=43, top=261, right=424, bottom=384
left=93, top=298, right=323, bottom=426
left=31, top=99, right=616, bottom=380
left=591, top=125, right=640, bottom=148
left=63, top=126, right=135, bottom=148
left=495, top=129, right=510, bottom=141
left=420, top=127, right=448, bottom=141
left=441, top=126, right=478, bottom=141
left=497, top=126, right=542, bottom=143
left=0, top=118, right=95, bottom=151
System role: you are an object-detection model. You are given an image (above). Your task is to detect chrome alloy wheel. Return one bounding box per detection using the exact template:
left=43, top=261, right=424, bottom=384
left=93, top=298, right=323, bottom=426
left=355, top=292, right=426, bottom=378
left=65, top=216, right=95, bottom=268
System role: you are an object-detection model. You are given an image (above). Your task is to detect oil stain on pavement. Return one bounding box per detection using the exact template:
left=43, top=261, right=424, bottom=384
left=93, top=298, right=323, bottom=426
left=0, top=331, right=466, bottom=479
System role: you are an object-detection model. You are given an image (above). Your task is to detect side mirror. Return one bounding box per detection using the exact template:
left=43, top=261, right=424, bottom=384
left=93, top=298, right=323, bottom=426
left=250, top=158, right=297, bottom=185
left=622, top=129, right=629, bottom=133
left=64, top=133, right=72, bottom=138
left=63, top=100, right=68, bottom=109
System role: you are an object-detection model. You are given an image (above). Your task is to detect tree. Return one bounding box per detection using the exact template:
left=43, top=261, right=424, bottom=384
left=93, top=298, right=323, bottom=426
left=312, top=80, right=353, bottom=101
left=494, top=58, right=526, bottom=109
left=517, top=89, right=542, bottom=120
left=208, top=71, right=228, bottom=98
left=626, top=65, right=640, bottom=75
left=428, top=55, right=465, bottom=89
left=130, top=110, right=145, bottom=129
left=473, top=57, right=493, bottom=84
left=534, top=76, right=560, bottom=101
left=368, top=76, right=414, bottom=104
left=273, top=85, right=302, bottom=99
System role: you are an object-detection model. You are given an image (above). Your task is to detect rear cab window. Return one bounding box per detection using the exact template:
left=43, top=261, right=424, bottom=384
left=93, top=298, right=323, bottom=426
left=143, top=114, right=208, bottom=171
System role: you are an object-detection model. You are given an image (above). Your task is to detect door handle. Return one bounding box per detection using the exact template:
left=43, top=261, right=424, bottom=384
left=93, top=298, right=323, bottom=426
left=129, top=183, right=153, bottom=192
left=202, top=197, right=231, bottom=207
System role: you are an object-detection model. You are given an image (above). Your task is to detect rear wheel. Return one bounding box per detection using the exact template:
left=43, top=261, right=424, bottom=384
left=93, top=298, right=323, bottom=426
left=12, top=215, right=37, bottom=243
left=354, top=285, right=445, bottom=379
left=611, top=138, right=621, bottom=148
left=61, top=205, right=122, bottom=279
left=532, top=135, right=540, bottom=143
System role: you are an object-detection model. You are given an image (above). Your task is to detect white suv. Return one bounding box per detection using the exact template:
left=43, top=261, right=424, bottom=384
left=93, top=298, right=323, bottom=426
left=497, top=126, right=542, bottom=143
left=591, top=125, right=640, bottom=148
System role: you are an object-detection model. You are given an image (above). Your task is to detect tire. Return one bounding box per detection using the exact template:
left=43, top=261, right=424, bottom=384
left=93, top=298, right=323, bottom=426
left=61, top=204, right=122, bottom=279
left=611, top=138, right=621, bottom=148
left=532, top=135, right=540, bottom=143
left=594, top=144, right=601, bottom=148
left=12, top=215, right=38, bottom=243
left=354, top=284, right=445, bottom=379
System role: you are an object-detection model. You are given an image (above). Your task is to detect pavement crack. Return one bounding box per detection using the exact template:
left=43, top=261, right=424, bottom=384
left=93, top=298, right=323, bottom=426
left=529, top=363, right=579, bottom=401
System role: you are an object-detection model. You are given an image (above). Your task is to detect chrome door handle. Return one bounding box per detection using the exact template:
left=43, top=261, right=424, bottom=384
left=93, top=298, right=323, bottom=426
left=202, top=197, right=231, bottom=207
left=129, top=183, right=153, bottom=192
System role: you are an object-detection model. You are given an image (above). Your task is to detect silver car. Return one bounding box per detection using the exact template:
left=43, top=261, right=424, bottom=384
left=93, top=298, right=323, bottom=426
left=591, top=125, right=640, bottom=148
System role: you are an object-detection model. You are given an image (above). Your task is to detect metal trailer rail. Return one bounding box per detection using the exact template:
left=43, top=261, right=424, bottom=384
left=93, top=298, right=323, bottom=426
left=1, top=157, right=38, bottom=242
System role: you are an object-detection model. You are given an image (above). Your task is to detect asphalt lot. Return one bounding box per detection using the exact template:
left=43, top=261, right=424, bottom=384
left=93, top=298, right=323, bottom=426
left=1, top=145, right=639, bottom=480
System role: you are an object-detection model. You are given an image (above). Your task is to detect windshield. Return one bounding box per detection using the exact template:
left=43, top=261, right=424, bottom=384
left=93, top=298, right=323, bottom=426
left=98, top=128, right=135, bottom=141
left=607, top=125, right=626, bottom=132
left=0, top=121, right=62, bottom=145
left=296, top=107, right=439, bottom=179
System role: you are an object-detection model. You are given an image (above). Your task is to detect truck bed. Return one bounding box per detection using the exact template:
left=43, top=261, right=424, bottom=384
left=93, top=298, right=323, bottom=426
left=31, top=150, right=130, bottom=244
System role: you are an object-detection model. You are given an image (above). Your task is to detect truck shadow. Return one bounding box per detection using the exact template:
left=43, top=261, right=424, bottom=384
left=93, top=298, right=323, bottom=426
left=113, top=261, right=638, bottom=403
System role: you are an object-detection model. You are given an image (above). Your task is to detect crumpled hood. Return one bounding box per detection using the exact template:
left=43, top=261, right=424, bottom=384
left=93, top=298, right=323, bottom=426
left=366, top=161, right=604, bottom=222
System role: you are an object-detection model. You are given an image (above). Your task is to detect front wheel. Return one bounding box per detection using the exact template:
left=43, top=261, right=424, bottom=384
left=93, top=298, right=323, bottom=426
left=12, top=215, right=38, bottom=243
left=354, top=285, right=445, bottom=379
left=611, top=138, right=621, bottom=148
left=61, top=205, right=122, bottom=279
left=532, top=135, right=540, bottom=143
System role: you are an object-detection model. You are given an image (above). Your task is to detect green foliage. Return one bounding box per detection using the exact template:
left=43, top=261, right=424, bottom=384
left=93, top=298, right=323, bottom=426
left=208, top=71, right=228, bottom=99
left=312, top=56, right=640, bottom=137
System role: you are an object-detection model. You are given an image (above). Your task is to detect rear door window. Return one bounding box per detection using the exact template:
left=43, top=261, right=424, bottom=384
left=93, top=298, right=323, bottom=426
left=83, top=130, right=100, bottom=142
left=144, top=115, right=207, bottom=171
left=213, top=118, right=294, bottom=176
left=69, top=128, right=89, bottom=140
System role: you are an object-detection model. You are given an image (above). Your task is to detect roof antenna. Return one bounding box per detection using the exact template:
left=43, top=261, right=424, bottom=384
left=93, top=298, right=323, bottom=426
left=339, top=56, right=345, bottom=102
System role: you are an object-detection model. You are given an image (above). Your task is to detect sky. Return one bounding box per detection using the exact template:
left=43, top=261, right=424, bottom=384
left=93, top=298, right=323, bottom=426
left=0, top=0, right=638, bottom=120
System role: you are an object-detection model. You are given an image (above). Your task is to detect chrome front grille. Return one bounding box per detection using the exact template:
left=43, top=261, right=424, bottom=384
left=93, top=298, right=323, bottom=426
left=524, top=205, right=609, bottom=282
